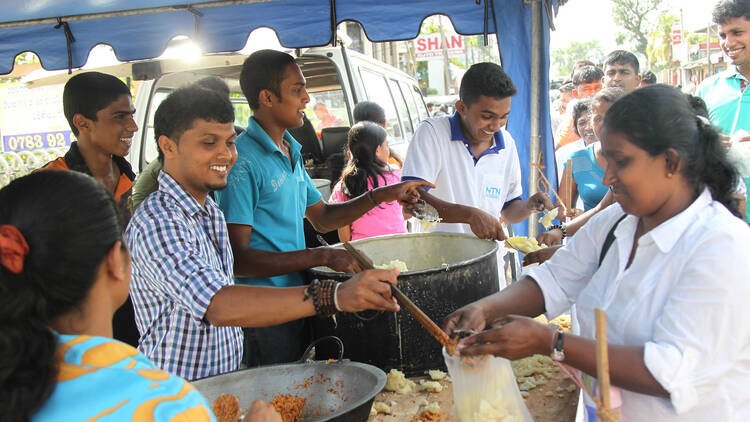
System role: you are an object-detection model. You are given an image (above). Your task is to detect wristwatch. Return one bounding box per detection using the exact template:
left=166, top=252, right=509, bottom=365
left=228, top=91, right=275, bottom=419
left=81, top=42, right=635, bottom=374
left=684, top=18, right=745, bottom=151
left=551, top=330, right=565, bottom=361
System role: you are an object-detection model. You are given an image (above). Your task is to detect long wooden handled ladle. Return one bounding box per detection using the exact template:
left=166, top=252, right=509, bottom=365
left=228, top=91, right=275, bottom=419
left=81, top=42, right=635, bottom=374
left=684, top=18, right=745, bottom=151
left=339, top=241, right=457, bottom=355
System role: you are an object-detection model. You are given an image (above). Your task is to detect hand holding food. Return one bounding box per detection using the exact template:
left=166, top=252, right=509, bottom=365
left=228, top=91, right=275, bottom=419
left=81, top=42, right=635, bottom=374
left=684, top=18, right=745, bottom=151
left=522, top=245, right=563, bottom=266
left=443, top=302, right=488, bottom=336
left=323, top=247, right=370, bottom=273
left=537, top=227, right=563, bottom=246
left=467, top=208, right=506, bottom=240
left=457, top=315, right=554, bottom=360
left=246, top=400, right=283, bottom=422
left=526, top=191, right=554, bottom=212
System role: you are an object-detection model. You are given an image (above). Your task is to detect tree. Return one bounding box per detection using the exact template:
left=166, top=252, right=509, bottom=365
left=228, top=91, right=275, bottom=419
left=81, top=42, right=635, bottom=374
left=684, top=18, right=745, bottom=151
left=646, top=12, right=678, bottom=71
left=612, top=0, right=664, bottom=65
left=551, top=40, right=605, bottom=77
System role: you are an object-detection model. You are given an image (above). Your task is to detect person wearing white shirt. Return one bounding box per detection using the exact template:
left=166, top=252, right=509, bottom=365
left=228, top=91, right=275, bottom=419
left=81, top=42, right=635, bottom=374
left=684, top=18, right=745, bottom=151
left=444, top=85, right=750, bottom=421
left=401, top=62, right=552, bottom=241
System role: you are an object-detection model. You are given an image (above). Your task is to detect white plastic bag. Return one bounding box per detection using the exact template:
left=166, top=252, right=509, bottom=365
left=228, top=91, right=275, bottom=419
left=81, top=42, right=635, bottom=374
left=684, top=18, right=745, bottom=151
left=443, top=349, right=534, bottom=422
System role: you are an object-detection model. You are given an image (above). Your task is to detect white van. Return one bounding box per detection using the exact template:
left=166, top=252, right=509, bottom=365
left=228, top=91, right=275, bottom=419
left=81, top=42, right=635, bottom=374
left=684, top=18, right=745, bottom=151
left=126, top=47, right=430, bottom=183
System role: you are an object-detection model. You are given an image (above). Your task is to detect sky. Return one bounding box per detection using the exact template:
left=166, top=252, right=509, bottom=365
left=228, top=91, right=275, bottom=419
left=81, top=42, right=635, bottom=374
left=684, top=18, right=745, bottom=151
left=549, top=0, right=716, bottom=71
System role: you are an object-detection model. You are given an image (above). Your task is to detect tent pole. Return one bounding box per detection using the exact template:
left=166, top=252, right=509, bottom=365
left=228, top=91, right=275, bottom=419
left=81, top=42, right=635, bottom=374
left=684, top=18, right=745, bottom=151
left=527, top=0, right=542, bottom=237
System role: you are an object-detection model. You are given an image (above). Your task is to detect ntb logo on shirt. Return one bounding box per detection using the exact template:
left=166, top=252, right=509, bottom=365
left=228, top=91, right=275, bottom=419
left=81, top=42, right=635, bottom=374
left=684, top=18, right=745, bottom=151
left=485, top=186, right=501, bottom=199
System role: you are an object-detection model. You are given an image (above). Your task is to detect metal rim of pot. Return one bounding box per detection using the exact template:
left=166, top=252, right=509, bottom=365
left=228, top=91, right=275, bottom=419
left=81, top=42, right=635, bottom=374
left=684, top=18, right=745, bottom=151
left=310, top=232, right=500, bottom=278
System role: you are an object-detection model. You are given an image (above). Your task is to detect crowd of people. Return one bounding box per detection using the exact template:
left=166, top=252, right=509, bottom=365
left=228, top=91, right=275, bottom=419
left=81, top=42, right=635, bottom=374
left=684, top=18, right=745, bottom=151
left=1, top=0, right=749, bottom=421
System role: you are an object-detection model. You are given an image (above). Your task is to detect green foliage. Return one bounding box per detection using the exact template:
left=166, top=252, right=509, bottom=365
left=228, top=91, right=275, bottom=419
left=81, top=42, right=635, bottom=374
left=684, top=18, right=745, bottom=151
left=426, top=87, right=438, bottom=95
left=14, top=52, right=39, bottom=65
left=551, top=40, right=605, bottom=77
left=612, top=0, right=664, bottom=63
left=646, top=11, right=678, bottom=71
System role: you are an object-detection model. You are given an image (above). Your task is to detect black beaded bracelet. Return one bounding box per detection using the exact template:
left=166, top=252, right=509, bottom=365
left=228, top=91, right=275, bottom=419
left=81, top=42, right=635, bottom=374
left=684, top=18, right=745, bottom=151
left=549, top=224, right=567, bottom=239
left=304, top=279, right=338, bottom=317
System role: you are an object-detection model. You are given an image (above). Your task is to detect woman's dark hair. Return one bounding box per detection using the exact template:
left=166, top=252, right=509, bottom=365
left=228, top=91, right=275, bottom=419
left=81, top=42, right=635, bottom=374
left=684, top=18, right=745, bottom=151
left=602, top=84, right=741, bottom=217
left=571, top=99, right=592, bottom=137
left=0, top=170, right=122, bottom=421
left=338, top=121, right=391, bottom=200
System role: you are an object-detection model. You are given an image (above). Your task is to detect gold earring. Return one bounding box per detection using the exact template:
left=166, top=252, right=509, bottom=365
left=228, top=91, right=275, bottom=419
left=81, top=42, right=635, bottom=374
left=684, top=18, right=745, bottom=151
left=667, top=172, right=673, bottom=178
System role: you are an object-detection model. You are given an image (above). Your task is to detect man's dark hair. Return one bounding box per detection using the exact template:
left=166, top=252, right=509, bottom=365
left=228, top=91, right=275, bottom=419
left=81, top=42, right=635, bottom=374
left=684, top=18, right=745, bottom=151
left=353, top=101, right=386, bottom=124
left=592, top=87, right=626, bottom=106
left=570, top=60, right=597, bottom=79
left=604, top=50, right=640, bottom=75
left=559, top=81, right=575, bottom=93
left=459, top=62, right=517, bottom=106
left=240, top=49, right=297, bottom=111
left=195, top=76, right=231, bottom=97
left=154, top=85, right=234, bottom=160
left=640, top=70, right=657, bottom=85
left=572, top=65, right=604, bottom=86
left=63, top=72, right=131, bottom=136
left=713, top=0, right=750, bottom=24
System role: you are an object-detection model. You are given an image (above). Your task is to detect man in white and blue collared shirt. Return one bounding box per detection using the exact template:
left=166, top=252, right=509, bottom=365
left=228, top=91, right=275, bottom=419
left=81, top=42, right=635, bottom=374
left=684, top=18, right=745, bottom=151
left=402, top=63, right=552, bottom=243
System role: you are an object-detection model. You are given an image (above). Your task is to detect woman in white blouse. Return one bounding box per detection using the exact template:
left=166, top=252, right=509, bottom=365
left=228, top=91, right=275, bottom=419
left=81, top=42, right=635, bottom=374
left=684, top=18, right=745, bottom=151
left=444, top=84, right=750, bottom=421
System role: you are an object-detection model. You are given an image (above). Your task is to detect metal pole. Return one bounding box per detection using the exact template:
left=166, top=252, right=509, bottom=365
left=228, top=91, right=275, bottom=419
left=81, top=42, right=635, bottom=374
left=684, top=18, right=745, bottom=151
left=439, top=16, right=452, bottom=95
left=528, top=0, right=542, bottom=237
left=706, top=20, right=711, bottom=75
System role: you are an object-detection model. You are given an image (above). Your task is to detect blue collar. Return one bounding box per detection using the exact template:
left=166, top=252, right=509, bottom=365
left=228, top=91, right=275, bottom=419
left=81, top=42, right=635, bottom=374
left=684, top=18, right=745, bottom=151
left=245, top=117, right=303, bottom=160
left=448, top=111, right=505, bottom=163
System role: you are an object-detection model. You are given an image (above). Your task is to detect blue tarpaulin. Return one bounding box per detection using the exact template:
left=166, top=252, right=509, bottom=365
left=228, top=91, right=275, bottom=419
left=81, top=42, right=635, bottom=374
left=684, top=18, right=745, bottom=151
left=0, top=0, right=562, bottom=236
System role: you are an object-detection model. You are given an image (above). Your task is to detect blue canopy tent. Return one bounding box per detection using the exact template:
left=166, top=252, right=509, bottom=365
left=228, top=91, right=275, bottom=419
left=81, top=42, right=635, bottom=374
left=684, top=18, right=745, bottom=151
left=0, top=0, right=563, bottom=237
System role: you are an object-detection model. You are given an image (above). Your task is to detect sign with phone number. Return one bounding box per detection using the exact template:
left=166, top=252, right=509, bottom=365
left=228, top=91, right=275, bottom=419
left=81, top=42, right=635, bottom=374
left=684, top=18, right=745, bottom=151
left=2, top=131, right=74, bottom=152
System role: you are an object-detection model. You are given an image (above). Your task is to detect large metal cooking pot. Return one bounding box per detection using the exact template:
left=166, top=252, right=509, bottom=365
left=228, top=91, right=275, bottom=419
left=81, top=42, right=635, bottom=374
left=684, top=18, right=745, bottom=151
left=308, top=232, right=499, bottom=376
left=192, top=357, right=385, bottom=422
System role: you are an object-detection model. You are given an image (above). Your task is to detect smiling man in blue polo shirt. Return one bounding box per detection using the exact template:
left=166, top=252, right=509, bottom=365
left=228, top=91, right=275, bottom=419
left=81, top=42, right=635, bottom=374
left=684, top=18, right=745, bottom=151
left=215, top=50, right=431, bottom=367
left=402, top=62, right=552, bottom=242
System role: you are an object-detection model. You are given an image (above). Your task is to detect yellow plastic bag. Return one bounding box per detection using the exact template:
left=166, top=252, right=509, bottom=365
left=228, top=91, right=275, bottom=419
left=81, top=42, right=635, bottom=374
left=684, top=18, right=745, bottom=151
left=443, top=349, right=534, bottom=422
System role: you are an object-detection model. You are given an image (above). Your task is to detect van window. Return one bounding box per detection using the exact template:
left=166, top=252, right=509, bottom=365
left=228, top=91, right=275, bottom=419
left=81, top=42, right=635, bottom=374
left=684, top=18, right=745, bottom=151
left=307, top=89, right=349, bottom=132
left=232, top=95, right=252, bottom=128
left=142, top=90, right=170, bottom=164
left=358, top=68, right=403, bottom=144
left=411, top=85, right=430, bottom=122
left=388, top=79, right=414, bottom=139
left=399, top=81, right=425, bottom=129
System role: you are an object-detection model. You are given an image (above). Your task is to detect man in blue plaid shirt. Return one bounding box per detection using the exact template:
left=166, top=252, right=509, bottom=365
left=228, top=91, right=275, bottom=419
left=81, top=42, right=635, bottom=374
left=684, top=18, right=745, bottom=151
left=125, top=84, right=407, bottom=380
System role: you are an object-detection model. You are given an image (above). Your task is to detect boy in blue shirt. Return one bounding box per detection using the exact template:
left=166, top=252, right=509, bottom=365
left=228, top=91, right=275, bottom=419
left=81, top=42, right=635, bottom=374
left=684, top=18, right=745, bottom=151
left=216, top=49, right=430, bottom=366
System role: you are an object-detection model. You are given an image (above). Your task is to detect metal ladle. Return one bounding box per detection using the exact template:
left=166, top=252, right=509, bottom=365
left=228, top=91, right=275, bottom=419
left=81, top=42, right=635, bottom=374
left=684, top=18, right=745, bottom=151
left=411, top=199, right=440, bottom=222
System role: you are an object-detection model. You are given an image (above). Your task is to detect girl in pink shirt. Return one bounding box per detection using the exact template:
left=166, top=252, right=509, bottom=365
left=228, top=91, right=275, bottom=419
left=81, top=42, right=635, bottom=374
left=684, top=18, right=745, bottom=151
left=329, top=121, right=407, bottom=241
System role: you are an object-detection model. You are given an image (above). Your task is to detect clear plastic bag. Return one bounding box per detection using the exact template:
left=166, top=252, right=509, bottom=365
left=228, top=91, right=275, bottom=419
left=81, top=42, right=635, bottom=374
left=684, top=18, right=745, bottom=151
left=443, top=348, right=534, bottom=422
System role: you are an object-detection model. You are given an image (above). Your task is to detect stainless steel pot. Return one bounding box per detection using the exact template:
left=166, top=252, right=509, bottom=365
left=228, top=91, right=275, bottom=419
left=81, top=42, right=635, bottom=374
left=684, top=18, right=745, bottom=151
left=191, top=360, right=385, bottom=422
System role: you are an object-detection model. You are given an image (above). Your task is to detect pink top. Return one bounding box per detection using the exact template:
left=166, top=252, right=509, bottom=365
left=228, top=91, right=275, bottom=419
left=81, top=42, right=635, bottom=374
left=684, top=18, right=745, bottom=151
left=329, top=169, right=407, bottom=240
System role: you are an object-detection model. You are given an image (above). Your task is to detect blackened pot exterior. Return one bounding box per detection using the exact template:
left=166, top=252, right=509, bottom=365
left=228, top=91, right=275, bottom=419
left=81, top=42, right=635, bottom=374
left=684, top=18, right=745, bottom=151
left=308, top=233, right=500, bottom=376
